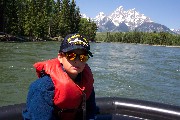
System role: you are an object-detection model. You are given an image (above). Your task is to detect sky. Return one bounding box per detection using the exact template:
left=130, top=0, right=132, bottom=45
left=75, top=0, right=180, bottom=29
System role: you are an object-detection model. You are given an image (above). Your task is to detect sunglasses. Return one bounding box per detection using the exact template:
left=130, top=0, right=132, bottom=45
left=65, top=52, right=89, bottom=62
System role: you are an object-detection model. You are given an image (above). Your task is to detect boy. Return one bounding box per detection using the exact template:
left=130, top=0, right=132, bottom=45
left=23, top=33, right=96, bottom=120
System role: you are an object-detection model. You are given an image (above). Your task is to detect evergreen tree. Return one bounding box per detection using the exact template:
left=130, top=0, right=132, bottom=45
left=69, top=0, right=81, bottom=34
left=24, top=0, right=36, bottom=39
left=16, top=0, right=26, bottom=36
left=59, top=0, right=71, bottom=37
left=0, top=0, right=5, bottom=32
left=79, top=18, right=97, bottom=41
left=50, top=0, right=62, bottom=37
left=3, top=0, right=19, bottom=35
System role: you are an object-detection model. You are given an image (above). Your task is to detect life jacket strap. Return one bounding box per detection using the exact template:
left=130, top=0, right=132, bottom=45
left=82, top=92, right=86, bottom=120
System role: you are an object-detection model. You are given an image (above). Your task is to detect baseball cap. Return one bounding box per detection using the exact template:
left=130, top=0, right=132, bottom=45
left=59, top=33, right=93, bottom=57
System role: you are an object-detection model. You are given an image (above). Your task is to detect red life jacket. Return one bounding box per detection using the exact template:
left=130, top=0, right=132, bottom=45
left=34, top=58, right=94, bottom=110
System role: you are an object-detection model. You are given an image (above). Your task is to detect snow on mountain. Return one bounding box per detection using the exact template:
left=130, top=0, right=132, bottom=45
left=125, top=8, right=152, bottom=29
left=108, top=6, right=125, bottom=26
left=92, top=6, right=153, bottom=30
left=93, top=12, right=110, bottom=26
left=81, top=5, right=178, bottom=33
left=81, top=14, right=89, bottom=19
left=94, top=12, right=106, bottom=21
left=108, top=6, right=152, bottom=29
left=171, top=29, right=180, bottom=34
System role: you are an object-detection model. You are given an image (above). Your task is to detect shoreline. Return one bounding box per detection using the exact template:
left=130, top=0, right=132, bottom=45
left=97, top=41, right=180, bottom=48
left=1, top=39, right=180, bottom=48
left=151, top=44, right=180, bottom=48
left=1, top=33, right=180, bottom=48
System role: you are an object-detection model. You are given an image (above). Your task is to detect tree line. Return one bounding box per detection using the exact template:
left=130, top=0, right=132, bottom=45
left=96, top=31, right=180, bottom=46
left=1, top=0, right=179, bottom=46
left=0, top=0, right=97, bottom=41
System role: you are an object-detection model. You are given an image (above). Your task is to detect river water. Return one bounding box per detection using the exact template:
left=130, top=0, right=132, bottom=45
left=0, top=41, right=180, bottom=107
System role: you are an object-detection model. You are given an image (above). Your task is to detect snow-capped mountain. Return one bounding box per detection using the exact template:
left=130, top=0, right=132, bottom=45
left=82, top=6, right=178, bottom=34
left=171, top=29, right=180, bottom=34
left=81, top=14, right=88, bottom=19
left=93, top=12, right=109, bottom=26
left=136, top=22, right=175, bottom=34
left=92, top=6, right=153, bottom=31
left=107, top=6, right=153, bottom=29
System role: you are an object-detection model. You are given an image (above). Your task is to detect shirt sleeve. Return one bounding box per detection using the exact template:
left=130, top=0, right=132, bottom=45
left=22, top=76, right=56, bottom=120
left=86, top=88, right=97, bottom=120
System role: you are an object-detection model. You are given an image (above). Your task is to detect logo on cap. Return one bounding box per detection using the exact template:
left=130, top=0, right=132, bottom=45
left=67, top=34, right=88, bottom=47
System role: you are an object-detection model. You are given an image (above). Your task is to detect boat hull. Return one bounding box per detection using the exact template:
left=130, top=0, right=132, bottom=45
left=0, top=97, right=180, bottom=120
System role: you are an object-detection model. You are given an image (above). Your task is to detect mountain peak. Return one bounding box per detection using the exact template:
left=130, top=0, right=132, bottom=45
left=81, top=5, right=178, bottom=33
left=81, top=14, right=88, bottom=19
left=95, top=12, right=106, bottom=20
left=107, top=6, right=152, bottom=27
left=116, top=6, right=124, bottom=11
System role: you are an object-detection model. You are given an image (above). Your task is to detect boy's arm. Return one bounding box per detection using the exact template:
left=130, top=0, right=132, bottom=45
left=22, top=76, right=56, bottom=120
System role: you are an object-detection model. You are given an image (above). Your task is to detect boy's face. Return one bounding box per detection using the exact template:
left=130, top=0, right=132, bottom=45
left=58, top=49, right=88, bottom=80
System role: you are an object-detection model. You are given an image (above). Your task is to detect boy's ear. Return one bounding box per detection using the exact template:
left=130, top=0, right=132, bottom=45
left=58, top=53, right=64, bottom=63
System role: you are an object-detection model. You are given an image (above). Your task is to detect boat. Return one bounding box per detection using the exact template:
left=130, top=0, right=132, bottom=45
left=0, top=97, right=180, bottom=120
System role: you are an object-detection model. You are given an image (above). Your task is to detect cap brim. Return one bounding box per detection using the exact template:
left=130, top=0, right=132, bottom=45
left=88, top=51, right=93, bottom=57
left=62, top=46, right=93, bottom=57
